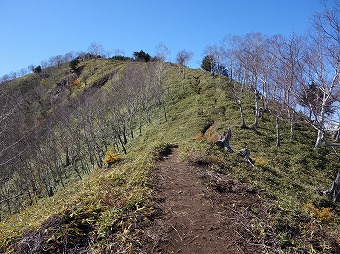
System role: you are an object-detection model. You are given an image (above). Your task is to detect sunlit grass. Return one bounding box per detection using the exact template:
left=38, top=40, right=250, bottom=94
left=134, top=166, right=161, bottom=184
left=1, top=62, right=339, bottom=253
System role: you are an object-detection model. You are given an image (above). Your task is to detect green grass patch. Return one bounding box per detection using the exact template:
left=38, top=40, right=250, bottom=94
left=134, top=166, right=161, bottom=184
left=1, top=63, right=339, bottom=253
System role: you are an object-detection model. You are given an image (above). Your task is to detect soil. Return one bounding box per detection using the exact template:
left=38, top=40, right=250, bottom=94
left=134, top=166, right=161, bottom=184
left=142, top=148, right=266, bottom=254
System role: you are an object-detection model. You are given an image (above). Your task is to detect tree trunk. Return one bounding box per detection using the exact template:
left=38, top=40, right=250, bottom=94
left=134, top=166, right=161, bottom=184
left=327, top=171, right=340, bottom=202
left=117, top=133, right=127, bottom=154
left=215, top=128, right=234, bottom=152
left=146, top=107, right=151, bottom=122
left=65, top=147, right=70, bottom=167
left=315, top=129, right=323, bottom=148
left=290, top=122, right=294, bottom=141
left=335, top=130, right=340, bottom=142
left=163, top=104, right=167, bottom=122
left=122, top=125, right=128, bottom=144
left=236, top=99, right=247, bottom=128
left=239, top=147, right=254, bottom=166
left=129, top=115, right=134, bottom=139
left=262, top=80, right=268, bottom=112
left=333, top=124, right=340, bottom=142
left=26, top=189, right=33, bottom=206
left=252, top=90, right=260, bottom=129
left=139, top=110, right=142, bottom=135
left=84, top=136, right=95, bottom=168
left=181, top=68, right=185, bottom=93
left=288, top=108, right=294, bottom=141
left=276, top=117, right=280, bottom=147
left=315, top=92, right=328, bottom=148
left=72, top=159, right=82, bottom=179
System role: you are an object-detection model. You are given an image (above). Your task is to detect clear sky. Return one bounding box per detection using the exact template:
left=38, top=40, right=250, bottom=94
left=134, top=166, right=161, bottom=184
left=0, top=0, right=327, bottom=77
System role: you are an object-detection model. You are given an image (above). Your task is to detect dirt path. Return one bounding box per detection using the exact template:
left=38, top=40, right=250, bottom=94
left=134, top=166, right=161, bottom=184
left=143, top=148, right=263, bottom=254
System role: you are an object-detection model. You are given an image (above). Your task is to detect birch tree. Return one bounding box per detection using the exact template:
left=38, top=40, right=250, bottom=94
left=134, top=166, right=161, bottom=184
left=303, top=2, right=340, bottom=147
left=176, top=49, right=194, bottom=92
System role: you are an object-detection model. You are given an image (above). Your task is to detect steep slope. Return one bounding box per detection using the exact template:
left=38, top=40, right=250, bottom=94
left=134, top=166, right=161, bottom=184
left=0, top=59, right=339, bottom=253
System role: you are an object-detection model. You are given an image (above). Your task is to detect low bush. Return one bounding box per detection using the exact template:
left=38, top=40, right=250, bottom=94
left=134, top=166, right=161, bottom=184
left=305, top=203, right=334, bottom=223
left=104, top=147, right=121, bottom=166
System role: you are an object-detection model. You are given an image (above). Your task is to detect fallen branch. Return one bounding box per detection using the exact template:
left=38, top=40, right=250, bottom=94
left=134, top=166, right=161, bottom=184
left=171, top=225, right=183, bottom=241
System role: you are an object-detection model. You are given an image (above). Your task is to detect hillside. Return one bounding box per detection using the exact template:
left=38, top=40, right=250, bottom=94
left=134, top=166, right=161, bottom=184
left=0, top=57, right=339, bottom=253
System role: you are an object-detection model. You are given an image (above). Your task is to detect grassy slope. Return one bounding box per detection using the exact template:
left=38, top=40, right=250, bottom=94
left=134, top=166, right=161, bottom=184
left=1, top=62, right=339, bottom=253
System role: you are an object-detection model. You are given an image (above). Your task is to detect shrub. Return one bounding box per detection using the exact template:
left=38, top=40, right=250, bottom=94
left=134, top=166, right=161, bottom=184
left=193, top=133, right=206, bottom=141
left=34, top=65, right=42, bottom=74
left=305, top=203, right=334, bottom=223
left=193, top=121, right=219, bottom=143
left=254, top=157, right=269, bottom=167
left=70, top=80, right=81, bottom=89
left=104, top=147, right=121, bottom=166
left=111, top=55, right=132, bottom=61
left=69, top=58, right=80, bottom=72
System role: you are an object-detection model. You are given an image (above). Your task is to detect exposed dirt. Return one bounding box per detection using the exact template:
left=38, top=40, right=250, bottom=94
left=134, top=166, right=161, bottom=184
left=142, top=148, right=266, bottom=254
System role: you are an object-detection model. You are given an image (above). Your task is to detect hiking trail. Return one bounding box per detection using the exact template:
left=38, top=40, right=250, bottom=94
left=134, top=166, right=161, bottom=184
left=143, top=148, right=264, bottom=254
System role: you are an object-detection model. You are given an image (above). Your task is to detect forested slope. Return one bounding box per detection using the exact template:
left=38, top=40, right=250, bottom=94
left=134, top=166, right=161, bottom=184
left=0, top=56, right=339, bottom=253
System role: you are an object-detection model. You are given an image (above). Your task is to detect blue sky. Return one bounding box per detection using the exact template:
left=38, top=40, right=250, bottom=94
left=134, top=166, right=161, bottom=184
left=0, top=0, right=326, bottom=77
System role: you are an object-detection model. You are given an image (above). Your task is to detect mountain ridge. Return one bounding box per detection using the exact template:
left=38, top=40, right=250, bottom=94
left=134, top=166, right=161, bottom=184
left=0, top=57, right=339, bottom=253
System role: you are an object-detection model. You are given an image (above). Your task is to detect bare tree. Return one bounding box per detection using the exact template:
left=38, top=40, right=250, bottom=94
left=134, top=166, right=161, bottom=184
left=153, top=43, right=170, bottom=121
left=302, top=2, right=340, bottom=147
left=222, top=35, right=249, bottom=128
left=272, top=33, right=306, bottom=139
left=88, top=42, right=105, bottom=57
left=176, top=49, right=193, bottom=67
left=176, top=49, right=194, bottom=92
left=155, top=42, right=171, bottom=62
left=231, top=33, right=266, bottom=129
left=232, top=86, right=247, bottom=128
